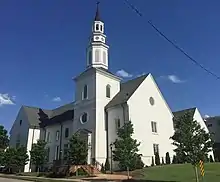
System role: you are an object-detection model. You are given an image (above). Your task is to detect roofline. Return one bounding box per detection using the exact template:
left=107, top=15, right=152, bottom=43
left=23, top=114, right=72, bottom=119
left=96, top=68, right=122, bottom=81
left=173, top=107, right=197, bottom=114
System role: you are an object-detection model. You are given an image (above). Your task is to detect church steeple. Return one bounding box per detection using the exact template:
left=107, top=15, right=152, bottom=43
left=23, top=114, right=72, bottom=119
left=94, top=2, right=101, bottom=21
left=86, top=2, right=109, bottom=70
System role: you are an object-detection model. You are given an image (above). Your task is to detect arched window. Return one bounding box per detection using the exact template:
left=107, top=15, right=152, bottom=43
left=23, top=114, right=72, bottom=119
left=83, top=85, right=88, bottom=99
left=96, top=24, right=99, bottom=31
left=103, top=51, right=106, bottom=64
left=106, top=84, right=111, bottom=98
left=100, top=25, right=103, bottom=32
left=95, top=49, right=100, bottom=62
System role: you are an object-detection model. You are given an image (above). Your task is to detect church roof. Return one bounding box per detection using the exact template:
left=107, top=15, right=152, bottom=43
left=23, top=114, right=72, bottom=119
left=22, top=106, right=52, bottom=128
left=74, top=67, right=121, bottom=81
left=173, top=107, right=196, bottom=120
left=22, top=102, right=75, bottom=128
left=105, top=74, right=148, bottom=109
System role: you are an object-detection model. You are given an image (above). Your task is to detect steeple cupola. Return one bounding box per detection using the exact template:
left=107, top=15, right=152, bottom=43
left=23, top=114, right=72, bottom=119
left=86, top=2, right=109, bottom=69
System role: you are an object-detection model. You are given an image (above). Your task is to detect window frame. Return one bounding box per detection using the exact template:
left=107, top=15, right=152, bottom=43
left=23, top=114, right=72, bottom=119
left=151, top=121, right=158, bottom=133
left=80, top=112, right=89, bottom=124
left=153, top=144, right=159, bottom=155
left=64, top=128, right=69, bottom=138
left=106, top=84, right=111, bottom=98
left=115, top=118, right=121, bottom=131
left=56, top=130, right=60, bottom=141
left=82, top=85, right=88, bottom=100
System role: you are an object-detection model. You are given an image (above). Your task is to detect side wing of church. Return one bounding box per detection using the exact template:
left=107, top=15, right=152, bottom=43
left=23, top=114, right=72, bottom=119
left=106, top=74, right=175, bottom=167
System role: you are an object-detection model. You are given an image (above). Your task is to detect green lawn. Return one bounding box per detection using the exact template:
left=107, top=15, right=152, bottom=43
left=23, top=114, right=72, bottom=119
left=131, top=163, right=220, bottom=182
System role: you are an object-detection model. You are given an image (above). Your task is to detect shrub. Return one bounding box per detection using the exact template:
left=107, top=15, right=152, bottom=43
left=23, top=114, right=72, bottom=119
left=162, top=157, right=165, bottom=165
left=172, top=155, right=177, bottom=164
left=134, top=155, right=144, bottom=169
left=209, top=155, right=214, bottom=163
left=101, top=163, right=105, bottom=173
left=165, top=152, right=171, bottom=164
left=155, top=153, right=160, bottom=165
left=151, top=156, right=154, bottom=166
left=104, top=158, right=110, bottom=171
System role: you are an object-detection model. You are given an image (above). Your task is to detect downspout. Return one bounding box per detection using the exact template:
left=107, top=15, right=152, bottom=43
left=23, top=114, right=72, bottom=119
left=59, top=122, right=63, bottom=162
left=105, top=109, right=109, bottom=159
left=121, top=103, right=126, bottom=124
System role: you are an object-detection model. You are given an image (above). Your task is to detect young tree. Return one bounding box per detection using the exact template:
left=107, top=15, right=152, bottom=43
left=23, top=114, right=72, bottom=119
left=165, top=152, right=171, bottom=164
left=171, top=112, right=213, bottom=182
left=30, top=140, right=47, bottom=172
left=112, top=121, right=144, bottom=172
left=0, top=125, right=9, bottom=150
left=68, top=133, right=88, bottom=165
left=155, top=153, right=160, bottom=165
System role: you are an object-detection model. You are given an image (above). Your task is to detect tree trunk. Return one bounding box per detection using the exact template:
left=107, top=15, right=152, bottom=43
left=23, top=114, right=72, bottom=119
left=37, top=166, right=40, bottom=176
left=194, top=165, right=199, bottom=182
left=127, top=166, right=130, bottom=179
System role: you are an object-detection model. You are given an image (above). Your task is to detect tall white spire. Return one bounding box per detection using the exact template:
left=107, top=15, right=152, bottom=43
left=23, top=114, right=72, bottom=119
left=86, top=2, right=109, bottom=69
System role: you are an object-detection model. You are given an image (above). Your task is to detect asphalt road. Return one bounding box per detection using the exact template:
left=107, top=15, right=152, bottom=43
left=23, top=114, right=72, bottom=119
left=0, top=177, right=31, bottom=182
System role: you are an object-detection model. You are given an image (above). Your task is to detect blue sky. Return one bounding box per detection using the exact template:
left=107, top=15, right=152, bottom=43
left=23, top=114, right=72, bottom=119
left=1, top=0, right=220, bottom=131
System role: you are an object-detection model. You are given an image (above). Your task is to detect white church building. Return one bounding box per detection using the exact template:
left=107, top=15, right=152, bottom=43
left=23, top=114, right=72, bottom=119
left=9, top=5, right=212, bottom=172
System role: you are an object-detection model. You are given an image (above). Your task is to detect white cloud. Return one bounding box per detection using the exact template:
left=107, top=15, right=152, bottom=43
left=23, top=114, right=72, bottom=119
left=0, top=93, right=15, bottom=106
left=137, top=72, right=146, bottom=77
left=161, top=75, right=185, bottom=84
left=204, top=115, right=210, bottom=119
left=52, top=97, right=61, bottom=102
left=116, top=69, right=133, bottom=78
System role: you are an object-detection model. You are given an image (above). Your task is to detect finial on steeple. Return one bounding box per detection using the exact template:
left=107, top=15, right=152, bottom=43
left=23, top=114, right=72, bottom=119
left=94, top=1, right=101, bottom=21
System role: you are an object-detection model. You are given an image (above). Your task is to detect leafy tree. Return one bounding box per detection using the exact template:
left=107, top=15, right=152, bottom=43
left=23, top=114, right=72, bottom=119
left=171, top=112, right=213, bottom=182
left=30, top=140, right=47, bottom=172
left=155, top=153, right=160, bottom=165
left=151, top=156, right=154, bottom=166
left=175, top=150, right=186, bottom=164
left=16, top=146, right=29, bottom=172
left=3, top=147, right=17, bottom=173
left=0, top=150, right=5, bottom=166
left=112, top=121, right=143, bottom=171
left=3, top=146, right=28, bottom=173
left=165, top=152, right=171, bottom=164
left=68, top=133, right=88, bottom=165
left=104, top=158, right=110, bottom=171
left=172, top=155, right=177, bottom=164
left=0, top=125, right=9, bottom=150
left=209, top=155, right=214, bottom=163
